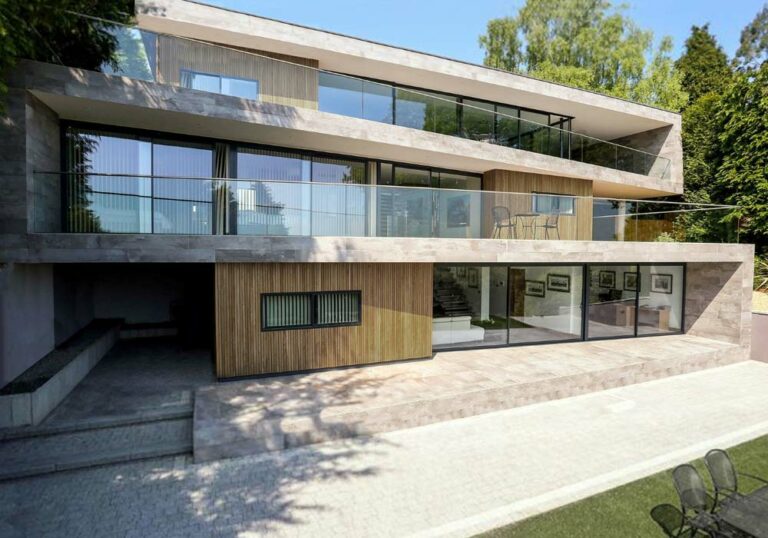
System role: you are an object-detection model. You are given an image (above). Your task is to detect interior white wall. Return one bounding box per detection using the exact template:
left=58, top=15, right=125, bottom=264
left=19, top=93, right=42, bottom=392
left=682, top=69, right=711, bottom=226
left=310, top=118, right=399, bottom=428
left=640, top=265, right=684, bottom=330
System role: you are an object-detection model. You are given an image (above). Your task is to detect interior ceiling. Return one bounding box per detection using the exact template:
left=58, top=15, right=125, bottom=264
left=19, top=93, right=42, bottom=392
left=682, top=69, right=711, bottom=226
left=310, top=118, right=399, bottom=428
left=34, top=90, right=671, bottom=200
left=136, top=7, right=675, bottom=141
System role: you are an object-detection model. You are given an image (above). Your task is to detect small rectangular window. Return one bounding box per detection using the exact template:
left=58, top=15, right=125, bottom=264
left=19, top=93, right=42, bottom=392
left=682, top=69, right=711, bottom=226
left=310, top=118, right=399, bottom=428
left=532, top=192, right=576, bottom=215
left=261, top=291, right=361, bottom=331
left=180, top=70, right=259, bottom=100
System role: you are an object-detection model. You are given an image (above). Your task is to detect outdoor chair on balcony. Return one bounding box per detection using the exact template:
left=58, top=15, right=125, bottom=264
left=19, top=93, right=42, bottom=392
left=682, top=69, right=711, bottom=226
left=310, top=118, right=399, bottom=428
left=672, top=464, right=735, bottom=537
left=705, top=448, right=768, bottom=511
left=650, top=504, right=696, bottom=538
left=536, top=214, right=561, bottom=239
left=491, top=206, right=516, bottom=239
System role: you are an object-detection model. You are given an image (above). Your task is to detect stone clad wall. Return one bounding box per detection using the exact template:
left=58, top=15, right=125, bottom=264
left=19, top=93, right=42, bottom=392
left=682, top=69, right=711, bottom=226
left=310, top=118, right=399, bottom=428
left=685, top=260, right=753, bottom=348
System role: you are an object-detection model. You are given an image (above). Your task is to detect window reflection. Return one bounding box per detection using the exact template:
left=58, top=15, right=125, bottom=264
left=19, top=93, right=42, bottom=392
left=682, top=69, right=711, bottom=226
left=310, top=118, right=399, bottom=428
left=637, top=265, right=683, bottom=335
left=587, top=265, right=637, bottom=339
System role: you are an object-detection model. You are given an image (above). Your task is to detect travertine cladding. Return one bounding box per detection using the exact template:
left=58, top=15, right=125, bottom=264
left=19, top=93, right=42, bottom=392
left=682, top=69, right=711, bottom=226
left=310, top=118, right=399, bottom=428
left=0, top=233, right=753, bottom=265
left=14, top=61, right=681, bottom=196
left=753, top=313, right=768, bottom=361
left=0, top=90, right=60, bottom=235
left=612, top=124, right=683, bottom=190
left=686, top=262, right=754, bottom=348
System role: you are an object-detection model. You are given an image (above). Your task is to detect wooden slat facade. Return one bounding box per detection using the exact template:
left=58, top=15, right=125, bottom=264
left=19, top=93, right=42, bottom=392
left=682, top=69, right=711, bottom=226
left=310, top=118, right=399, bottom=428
left=157, top=36, right=319, bottom=109
left=482, top=170, right=593, bottom=240
left=215, top=263, right=433, bottom=378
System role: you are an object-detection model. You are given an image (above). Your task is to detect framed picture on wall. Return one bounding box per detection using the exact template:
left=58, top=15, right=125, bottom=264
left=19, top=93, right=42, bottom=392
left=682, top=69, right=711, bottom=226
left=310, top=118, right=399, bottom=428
left=457, top=266, right=467, bottom=278
left=546, top=274, right=571, bottom=293
left=468, top=267, right=479, bottom=288
left=623, top=272, right=638, bottom=292
left=598, top=270, right=616, bottom=289
left=651, top=273, right=673, bottom=294
left=525, top=280, right=545, bottom=298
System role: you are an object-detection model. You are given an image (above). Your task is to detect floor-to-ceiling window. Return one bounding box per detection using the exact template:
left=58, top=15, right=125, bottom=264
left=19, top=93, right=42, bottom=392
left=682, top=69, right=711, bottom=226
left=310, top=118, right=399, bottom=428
left=64, top=126, right=214, bottom=234
left=433, top=263, right=684, bottom=351
left=508, top=265, right=583, bottom=344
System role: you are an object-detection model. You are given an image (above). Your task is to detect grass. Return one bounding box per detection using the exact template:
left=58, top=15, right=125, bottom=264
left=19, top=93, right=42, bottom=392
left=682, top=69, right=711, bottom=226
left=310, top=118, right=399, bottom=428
left=477, top=435, right=768, bottom=538
left=754, top=290, right=768, bottom=313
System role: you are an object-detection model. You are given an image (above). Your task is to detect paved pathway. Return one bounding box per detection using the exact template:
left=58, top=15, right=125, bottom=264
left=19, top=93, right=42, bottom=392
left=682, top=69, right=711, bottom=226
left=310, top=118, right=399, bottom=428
left=3, top=361, right=768, bottom=537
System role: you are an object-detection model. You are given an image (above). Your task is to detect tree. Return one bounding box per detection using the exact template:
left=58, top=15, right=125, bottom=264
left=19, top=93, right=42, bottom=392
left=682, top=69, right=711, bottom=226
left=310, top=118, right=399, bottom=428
left=675, top=24, right=731, bottom=105
left=0, top=0, right=135, bottom=113
left=715, top=61, right=768, bottom=251
left=478, top=0, right=687, bottom=110
left=735, top=4, right=768, bottom=70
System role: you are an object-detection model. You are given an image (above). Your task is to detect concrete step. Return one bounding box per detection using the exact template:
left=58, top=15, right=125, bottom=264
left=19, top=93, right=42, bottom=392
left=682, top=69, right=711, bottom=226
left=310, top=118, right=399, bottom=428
left=193, top=336, right=746, bottom=463
left=0, top=409, right=192, bottom=481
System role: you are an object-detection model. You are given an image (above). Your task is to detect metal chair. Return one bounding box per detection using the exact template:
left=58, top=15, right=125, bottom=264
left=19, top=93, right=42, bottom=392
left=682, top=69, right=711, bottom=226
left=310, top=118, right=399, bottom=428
left=491, top=206, right=516, bottom=239
left=672, top=464, right=722, bottom=535
left=650, top=504, right=696, bottom=538
left=705, top=448, right=768, bottom=510
left=537, top=214, right=561, bottom=239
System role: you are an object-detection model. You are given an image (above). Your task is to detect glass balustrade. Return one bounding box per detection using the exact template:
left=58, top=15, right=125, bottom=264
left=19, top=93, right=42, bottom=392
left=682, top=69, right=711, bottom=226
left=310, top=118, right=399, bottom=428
left=84, top=22, right=673, bottom=178
left=31, top=173, right=738, bottom=242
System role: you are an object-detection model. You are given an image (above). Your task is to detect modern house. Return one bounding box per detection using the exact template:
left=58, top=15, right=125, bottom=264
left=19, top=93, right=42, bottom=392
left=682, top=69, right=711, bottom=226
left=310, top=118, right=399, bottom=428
left=0, top=0, right=753, bottom=389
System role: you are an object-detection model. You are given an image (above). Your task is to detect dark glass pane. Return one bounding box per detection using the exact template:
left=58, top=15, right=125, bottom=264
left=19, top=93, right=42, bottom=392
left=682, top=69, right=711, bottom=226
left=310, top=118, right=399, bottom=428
left=311, top=156, right=366, bottom=184
left=235, top=147, right=310, bottom=181
left=393, top=166, right=431, bottom=187
left=508, top=266, right=583, bottom=344
left=362, top=80, right=393, bottom=123
left=495, top=105, right=519, bottom=148
left=152, top=140, right=214, bottom=234
left=520, top=110, right=550, bottom=154
left=395, top=88, right=458, bottom=135
left=587, top=265, right=637, bottom=339
left=319, top=72, right=363, bottom=118
left=462, top=100, right=495, bottom=142
left=637, top=265, right=683, bottom=335
left=432, top=266, right=509, bottom=349
left=378, top=162, right=394, bottom=185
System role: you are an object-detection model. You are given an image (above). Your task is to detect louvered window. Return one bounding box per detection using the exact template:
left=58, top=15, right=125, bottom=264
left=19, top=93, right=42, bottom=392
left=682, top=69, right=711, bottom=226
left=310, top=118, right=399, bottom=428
left=261, top=291, right=361, bottom=331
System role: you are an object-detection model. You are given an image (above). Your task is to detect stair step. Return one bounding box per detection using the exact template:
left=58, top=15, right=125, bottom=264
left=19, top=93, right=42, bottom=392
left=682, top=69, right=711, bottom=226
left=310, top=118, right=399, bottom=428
left=0, top=413, right=192, bottom=481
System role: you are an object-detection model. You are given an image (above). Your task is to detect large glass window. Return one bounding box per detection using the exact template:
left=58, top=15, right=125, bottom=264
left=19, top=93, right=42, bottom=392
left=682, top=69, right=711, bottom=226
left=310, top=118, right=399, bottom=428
left=64, top=127, right=214, bottom=234
left=395, top=88, right=458, bottom=135
left=495, top=105, right=520, bottom=148
left=508, top=266, right=583, bottom=344
left=520, top=110, right=550, bottom=154
left=637, top=265, right=684, bottom=335
left=587, top=265, right=638, bottom=339
left=433, top=266, right=508, bottom=349
left=319, top=72, right=363, bottom=118
left=462, top=100, right=496, bottom=142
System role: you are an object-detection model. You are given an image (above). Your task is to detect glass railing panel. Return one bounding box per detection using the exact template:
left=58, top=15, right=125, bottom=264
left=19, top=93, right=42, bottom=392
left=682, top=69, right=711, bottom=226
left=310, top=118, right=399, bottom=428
left=102, top=26, right=157, bottom=81
left=318, top=71, right=364, bottom=119
left=362, top=80, right=394, bottom=124
left=462, top=100, right=496, bottom=142
left=394, top=88, right=459, bottom=136
left=33, top=173, right=738, bottom=242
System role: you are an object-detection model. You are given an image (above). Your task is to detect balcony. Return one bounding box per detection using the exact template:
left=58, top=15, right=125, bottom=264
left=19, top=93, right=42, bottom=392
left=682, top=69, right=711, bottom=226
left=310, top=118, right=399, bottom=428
left=32, top=173, right=738, bottom=243
left=78, top=23, right=674, bottom=179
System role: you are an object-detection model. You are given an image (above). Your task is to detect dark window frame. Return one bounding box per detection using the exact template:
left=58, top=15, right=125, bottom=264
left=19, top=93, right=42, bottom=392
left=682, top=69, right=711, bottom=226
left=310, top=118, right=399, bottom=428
left=261, top=290, right=362, bottom=331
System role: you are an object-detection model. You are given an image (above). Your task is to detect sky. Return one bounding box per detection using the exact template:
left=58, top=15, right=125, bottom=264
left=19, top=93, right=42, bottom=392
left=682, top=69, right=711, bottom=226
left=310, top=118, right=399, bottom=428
left=200, top=0, right=765, bottom=65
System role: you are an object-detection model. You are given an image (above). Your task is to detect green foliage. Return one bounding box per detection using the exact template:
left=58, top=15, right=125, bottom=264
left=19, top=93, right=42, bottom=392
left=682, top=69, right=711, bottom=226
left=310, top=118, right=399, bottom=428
left=735, top=4, right=768, bottom=70
left=715, top=61, right=768, bottom=251
left=478, top=0, right=687, bottom=110
left=675, top=24, right=732, bottom=104
left=0, top=0, right=135, bottom=114
left=755, top=256, right=768, bottom=291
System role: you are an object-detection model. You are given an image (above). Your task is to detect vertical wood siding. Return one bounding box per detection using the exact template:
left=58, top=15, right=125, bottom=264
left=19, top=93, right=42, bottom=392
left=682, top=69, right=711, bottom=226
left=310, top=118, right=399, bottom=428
left=157, top=36, right=319, bottom=109
left=215, top=263, right=433, bottom=377
left=482, top=170, right=593, bottom=240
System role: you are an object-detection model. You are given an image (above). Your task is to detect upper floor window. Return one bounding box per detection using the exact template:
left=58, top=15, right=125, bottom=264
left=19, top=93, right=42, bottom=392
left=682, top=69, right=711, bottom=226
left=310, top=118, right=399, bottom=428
left=181, top=70, right=259, bottom=100
left=532, top=192, right=576, bottom=215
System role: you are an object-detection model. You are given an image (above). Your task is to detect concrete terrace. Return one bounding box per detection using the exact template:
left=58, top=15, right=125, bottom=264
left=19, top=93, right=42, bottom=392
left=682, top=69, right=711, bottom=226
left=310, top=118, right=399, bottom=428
left=194, top=334, right=745, bottom=462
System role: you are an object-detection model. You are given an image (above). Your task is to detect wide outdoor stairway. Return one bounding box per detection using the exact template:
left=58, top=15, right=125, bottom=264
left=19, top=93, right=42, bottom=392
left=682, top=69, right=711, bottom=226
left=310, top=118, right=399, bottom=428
left=194, top=335, right=747, bottom=463
left=0, top=405, right=192, bottom=481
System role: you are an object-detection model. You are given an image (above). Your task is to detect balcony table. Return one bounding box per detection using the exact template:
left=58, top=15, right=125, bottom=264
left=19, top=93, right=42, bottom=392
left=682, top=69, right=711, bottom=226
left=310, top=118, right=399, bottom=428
left=718, top=486, right=768, bottom=538
left=515, top=213, right=541, bottom=239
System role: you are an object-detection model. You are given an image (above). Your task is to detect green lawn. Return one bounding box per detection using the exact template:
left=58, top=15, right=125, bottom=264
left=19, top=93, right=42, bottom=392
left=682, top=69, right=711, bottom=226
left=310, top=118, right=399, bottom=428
left=478, top=435, right=768, bottom=538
